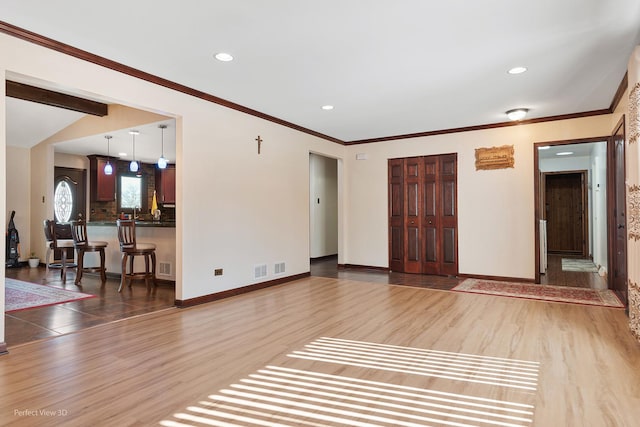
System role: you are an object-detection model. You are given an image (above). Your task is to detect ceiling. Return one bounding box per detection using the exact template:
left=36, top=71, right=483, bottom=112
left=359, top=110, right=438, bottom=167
left=537, top=141, right=606, bottom=160
left=3, top=0, right=640, bottom=147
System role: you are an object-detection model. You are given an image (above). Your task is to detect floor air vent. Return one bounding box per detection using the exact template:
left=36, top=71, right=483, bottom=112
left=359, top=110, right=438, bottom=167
left=274, top=262, right=285, bottom=275
left=254, top=264, right=268, bottom=279
left=158, top=262, right=172, bottom=276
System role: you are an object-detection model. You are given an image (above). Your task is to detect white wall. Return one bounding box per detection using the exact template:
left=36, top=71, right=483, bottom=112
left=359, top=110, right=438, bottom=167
left=0, top=31, right=346, bottom=320
left=309, top=153, right=338, bottom=258
left=592, top=143, right=608, bottom=270
left=343, top=117, right=616, bottom=280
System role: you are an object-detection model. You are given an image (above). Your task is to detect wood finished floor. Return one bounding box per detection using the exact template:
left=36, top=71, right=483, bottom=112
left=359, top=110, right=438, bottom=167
left=1, top=275, right=639, bottom=426
left=4, top=266, right=175, bottom=347
left=3, top=254, right=605, bottom=349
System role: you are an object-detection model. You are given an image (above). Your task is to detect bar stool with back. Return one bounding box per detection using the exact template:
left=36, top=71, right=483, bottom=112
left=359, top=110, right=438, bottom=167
left=70, top=216, right=108, bottom=285
left=116, top=219, right=157, bottom=292
left=44, top=219, right=77, bottom=283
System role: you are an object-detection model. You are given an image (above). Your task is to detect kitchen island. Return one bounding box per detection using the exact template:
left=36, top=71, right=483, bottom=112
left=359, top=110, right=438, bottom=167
left=86, top=221, right=176, bottom=282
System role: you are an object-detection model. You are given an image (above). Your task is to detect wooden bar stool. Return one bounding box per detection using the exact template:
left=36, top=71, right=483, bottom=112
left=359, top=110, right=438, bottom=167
left=44, top=219, right=77, bottom=283
left=116, top=219, right=157, bottom=292
left=70, top=217, right=108, bottom=285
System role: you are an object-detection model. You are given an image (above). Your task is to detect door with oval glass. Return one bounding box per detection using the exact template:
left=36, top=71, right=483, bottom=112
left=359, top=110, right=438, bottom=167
left=54, top=167, right=86, bottom=224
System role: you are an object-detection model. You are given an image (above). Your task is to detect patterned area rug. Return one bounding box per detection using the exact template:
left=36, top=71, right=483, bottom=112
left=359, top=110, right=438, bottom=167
left=453, top=278, right=624, bottom=308
left=561, top=258, right=599, bottom=272
left=5, top=278, right=95, bottom=313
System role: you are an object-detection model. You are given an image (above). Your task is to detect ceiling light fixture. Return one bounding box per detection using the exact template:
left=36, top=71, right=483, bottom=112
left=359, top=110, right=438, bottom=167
left=508, top=66, right=528, bottom=75
left=556, top=151, right=573, bottom=156
left=215, top=52, right=233, bottom=62
left=322, top=105, right=334, bottom=110
left=537, top=146, right=550, bottom=150
left=129, top=130, right=139, bottom=173
left=104, top=135, right=113, bottom=175
left=157, top=124, right=168, bottom=169
left=506, top=108, right=529, bottom=121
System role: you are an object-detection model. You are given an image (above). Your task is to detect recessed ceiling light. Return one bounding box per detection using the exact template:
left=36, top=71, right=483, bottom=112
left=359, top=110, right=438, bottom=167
left=215, top=52, right=234, bottom=62
left=508, top=66, right=528, bottom=75
left=118, top=152, right=127, bottom=157
left=556, top=151, right=573, bottom=156
left=506, top=108, right=529, bottom=121
left=321, top=105, right=334, bottom=110
left=537, top=146, right=550, bottom=150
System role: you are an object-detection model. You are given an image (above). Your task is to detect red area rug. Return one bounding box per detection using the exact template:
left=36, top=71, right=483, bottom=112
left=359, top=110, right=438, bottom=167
left=453, top=278, right=624, bottom=308
left=5, top=278, right=95, bottom=313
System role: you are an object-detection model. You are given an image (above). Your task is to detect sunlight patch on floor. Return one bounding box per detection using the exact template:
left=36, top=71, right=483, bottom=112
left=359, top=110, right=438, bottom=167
left=160, top=338, right=538, bottom=427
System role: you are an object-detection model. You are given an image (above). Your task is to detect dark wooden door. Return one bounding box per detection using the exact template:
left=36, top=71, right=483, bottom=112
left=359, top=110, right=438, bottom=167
left=437, top=154, right=458, bottom=275
left=423, top=154, right=458, bottom=275
left=609, top=118, right=627, bottom=305
left=388, top=159, right=404, bottom=272
left=404, top=157, right=423, bottom=273
left=545, top=172, right=586, bottom=255
left=388, top=154, right=458, bottom=276
left=54, top=167, right=86, bottom=223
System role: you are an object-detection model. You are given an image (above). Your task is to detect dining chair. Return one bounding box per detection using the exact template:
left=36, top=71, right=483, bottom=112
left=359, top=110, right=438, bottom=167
left=43, top=219, right=77, bottom=283
left=116, top=219, right=157, bottom=292
left=70, top=217, right=108, bottom=284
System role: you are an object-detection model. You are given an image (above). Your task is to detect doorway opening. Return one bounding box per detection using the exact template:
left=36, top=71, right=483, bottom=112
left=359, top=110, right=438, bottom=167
left=534, top=128, right=627, bottom=304
left=309, top=153, right=339, bottom=265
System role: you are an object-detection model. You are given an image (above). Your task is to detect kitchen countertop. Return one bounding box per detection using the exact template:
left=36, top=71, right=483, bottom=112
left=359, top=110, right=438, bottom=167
left=87, top=220, right=176, bottom=228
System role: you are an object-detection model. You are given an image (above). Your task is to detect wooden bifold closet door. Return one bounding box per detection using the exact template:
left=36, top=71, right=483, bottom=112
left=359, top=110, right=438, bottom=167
left=388, top=154, right=458, bottom=276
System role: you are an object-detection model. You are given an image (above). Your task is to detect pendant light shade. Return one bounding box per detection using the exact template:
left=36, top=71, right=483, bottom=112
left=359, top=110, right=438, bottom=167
left=129, top=130, right=139, bottom=173
left=104, top=135, right=113, bottom=175
left=157, top=124, right=168, bottom=169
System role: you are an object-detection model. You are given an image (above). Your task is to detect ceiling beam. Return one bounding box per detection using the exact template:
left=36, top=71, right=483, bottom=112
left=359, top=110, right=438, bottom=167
left=6, top=80, right=108, bottom=116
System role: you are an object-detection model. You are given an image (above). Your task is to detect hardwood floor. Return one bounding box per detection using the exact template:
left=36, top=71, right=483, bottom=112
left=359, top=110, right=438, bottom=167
left=4, top=265, right=174, bottom=347
left=312, top=254, right=606, bottom=290
left=310, top=256, right=462, bottom=291
left=1, top=275, right=639, bottom=426
left=2, top=254, right=609, bottom=350
left=540, top=254, right=607, bottom=289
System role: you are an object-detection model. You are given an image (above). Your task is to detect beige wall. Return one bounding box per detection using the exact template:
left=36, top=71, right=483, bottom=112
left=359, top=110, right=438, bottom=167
left=0, top=30, right=345, bottom=340
left=5, top=146, right=30, bottom=260
left=344, top=114, right=617, bottom=279
left=1, top=30, right=638, bottom=346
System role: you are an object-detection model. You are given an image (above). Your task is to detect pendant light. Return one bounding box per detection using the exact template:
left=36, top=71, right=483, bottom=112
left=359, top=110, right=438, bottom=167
left=129, top=130, right=139, bottom=173
left=104, top=135, right=113, bottom=175
left=157, top=124, right=168, bottom=169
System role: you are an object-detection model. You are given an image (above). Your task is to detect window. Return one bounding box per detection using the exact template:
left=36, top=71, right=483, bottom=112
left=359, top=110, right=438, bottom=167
left=120, top=175, right=142, bottom=209
left=54, top=180, right=73, bottom=222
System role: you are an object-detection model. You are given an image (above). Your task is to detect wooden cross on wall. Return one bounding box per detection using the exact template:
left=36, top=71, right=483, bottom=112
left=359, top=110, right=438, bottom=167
left=255, top=135, right=263, bottom=154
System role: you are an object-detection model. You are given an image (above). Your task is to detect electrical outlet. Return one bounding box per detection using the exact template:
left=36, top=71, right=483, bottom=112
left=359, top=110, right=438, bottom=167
left=214, top=268, right=223, bottom=276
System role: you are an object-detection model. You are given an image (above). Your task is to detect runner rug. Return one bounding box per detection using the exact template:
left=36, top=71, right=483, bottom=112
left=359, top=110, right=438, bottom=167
left=452, top=278, right=624, bottom=308
left=561, top=258, right=599, bottom=272
left=5, top=278, right=95, bottom=313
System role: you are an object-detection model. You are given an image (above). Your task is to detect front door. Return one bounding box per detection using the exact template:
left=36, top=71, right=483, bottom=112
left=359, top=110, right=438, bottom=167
left=545, top=171, right=587, bottom=256
left=54, top=167, right=86, bottom=223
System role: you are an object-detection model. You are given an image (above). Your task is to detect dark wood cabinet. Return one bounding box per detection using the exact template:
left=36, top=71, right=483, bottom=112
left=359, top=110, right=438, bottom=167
left=88, top=155, right=116, bottom=202
left=155, top=165, right=176, bottom=204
